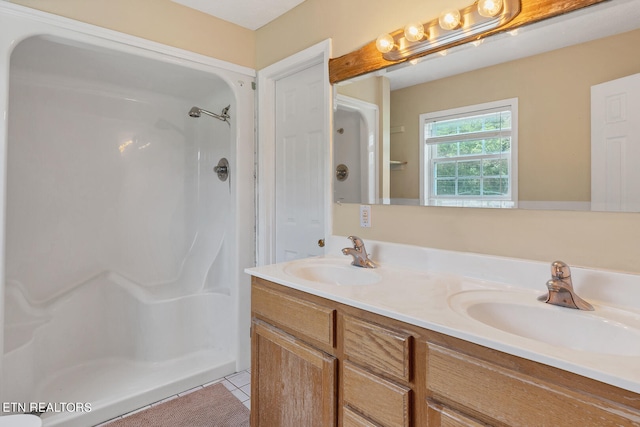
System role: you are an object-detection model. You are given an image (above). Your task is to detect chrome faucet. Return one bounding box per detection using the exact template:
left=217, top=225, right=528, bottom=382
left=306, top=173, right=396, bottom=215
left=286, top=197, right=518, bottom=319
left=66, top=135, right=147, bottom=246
left=342, top=236, right=376, bottom=268
left=538, top=261, right=594, bottom=310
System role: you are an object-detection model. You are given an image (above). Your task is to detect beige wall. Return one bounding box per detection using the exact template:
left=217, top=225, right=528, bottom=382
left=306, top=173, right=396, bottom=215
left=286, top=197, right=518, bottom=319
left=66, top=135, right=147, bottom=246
left=333, top=203, right=640, bottom=273
left=7, top=0, right=256, bottom=68
left=390, top=29, right=640, bottom=202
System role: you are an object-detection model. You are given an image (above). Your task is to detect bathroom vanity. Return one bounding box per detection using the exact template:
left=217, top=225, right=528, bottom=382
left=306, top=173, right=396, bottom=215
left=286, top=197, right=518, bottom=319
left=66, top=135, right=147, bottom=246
left=247, top=240, right=640, bottom=426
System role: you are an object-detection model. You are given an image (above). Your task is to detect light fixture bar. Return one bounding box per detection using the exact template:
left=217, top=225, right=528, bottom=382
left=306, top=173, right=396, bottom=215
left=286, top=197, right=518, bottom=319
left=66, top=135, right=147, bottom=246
left=382, top=0, right=520, bottom=61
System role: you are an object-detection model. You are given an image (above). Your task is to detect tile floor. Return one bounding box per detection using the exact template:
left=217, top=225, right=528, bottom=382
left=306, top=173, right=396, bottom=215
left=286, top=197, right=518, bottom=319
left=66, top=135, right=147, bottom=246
left=97, top=369, right=251, bottom=426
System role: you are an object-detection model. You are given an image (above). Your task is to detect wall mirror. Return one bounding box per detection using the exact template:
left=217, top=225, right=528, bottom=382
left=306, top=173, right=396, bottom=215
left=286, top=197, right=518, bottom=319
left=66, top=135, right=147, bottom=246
left=332, top=0, right=640, bottom=211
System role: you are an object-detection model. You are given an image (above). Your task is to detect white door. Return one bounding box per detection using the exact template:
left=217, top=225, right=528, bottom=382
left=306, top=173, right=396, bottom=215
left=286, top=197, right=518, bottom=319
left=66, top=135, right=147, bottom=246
left=274, top=63, right=325, bottom=262
left=591, top=73, right=640, bottom=212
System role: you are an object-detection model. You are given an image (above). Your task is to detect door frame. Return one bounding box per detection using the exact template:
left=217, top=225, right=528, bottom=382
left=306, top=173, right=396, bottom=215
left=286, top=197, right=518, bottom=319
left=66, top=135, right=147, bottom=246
left=256, top=40, right=332, bottom=266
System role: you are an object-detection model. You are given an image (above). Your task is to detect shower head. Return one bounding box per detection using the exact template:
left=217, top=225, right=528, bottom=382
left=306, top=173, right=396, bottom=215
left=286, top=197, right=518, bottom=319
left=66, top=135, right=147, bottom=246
left=188, top=107, right=202, bottom=118
left=188, top=106, right=231, bottom=124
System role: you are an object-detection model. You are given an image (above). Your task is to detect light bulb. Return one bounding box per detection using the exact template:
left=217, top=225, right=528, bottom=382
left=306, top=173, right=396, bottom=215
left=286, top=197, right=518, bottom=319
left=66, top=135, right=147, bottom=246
left=439, top=9, right=461, bottom=30
left=477, top=0, right=503, bottom=17
left=403, top=22, right=425, bottom=42
left=376, top=33, right=395, bottom=53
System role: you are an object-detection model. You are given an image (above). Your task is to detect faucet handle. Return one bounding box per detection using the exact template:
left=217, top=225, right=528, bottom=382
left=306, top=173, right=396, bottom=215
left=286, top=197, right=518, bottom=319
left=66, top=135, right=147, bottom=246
left=342, top=236, right=376, bottom=268
left=551, top=260, right=571, bottom=279
left=347, top=235, right=364, bottom=249
left=542, top=260, right=594, bottom=311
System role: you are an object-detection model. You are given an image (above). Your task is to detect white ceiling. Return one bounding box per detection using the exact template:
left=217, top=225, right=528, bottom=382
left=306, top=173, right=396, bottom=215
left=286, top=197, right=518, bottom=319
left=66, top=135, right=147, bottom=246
left=171, top=0, right=306, bottom=30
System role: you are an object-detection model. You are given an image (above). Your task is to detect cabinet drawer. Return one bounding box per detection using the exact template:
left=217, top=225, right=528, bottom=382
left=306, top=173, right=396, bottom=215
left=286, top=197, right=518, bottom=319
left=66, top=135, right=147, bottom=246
left=426, top=401, right=487, bottom=427
left=427, top=343, right=640, bottom=426
left=343, top=361, right=411, bottom=427
left=343, top=315, right=412, bottom=382
left=343, top=407, right=380, bottom=427
left=252, top=282, right=335, bottom=347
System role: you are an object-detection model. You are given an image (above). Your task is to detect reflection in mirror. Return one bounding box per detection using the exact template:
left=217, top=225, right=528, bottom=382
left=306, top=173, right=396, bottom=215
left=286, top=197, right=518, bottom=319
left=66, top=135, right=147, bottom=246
left=419, top=98, right=517, bottom=208
left=334, top=95, right=379, bottom=204
left=333, top=0, right=640, bottom=211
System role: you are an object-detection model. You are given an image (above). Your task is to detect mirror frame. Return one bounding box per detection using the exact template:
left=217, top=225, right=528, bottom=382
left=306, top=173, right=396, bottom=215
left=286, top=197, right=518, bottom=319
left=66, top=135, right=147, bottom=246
left=328, top=0, right=607, bottom=84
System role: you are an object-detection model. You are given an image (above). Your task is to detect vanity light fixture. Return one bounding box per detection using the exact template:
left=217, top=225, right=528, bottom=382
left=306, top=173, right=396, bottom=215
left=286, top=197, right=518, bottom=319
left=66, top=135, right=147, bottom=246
left=404, top=22, right=425, bottom=42
left=477, top=0, right=504, bottom=17
left=439, top=9, right=462, bottom=31
left=375, top=0, right=520, bottom=61
left=375, top=33, right=395, bottom=53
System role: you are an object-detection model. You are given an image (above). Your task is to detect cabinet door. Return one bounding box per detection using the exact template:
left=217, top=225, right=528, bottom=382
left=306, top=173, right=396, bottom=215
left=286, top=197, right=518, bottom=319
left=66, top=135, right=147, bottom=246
left=251, top=320, right=337, bottom=427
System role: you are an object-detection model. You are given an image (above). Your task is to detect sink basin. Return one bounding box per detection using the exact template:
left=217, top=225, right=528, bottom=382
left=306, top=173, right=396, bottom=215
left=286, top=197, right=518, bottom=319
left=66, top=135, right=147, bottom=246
left=449, top=290, right=640, bottom=356
left=283, top=259, right=381, bottom=286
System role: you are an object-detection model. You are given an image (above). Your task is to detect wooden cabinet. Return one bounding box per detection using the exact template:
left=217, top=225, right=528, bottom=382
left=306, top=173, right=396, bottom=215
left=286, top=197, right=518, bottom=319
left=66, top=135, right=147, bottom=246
left=342, top=315, right=414, bottom=426
left=251, top=278, right=414, bottom=426
left=342, top=361, right=411, bottom=427
left=343, top=406, right=384, bottom=427
left=425, top=342, right=640, bottom=427
left=426, top=402, right=488, bottom=427
left=342, top=315, right=412, bottom=382
left=251, top=320, right=337, bottom=427
left=251, top=279, right=337, bottom=426
left=251, top=277, right=640, bottom=427
left=251, top=283, right=336, bottom=350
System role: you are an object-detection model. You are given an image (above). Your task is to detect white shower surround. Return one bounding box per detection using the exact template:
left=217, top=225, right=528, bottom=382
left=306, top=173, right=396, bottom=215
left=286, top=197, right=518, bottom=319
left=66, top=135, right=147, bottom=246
left=0, top=4, right=255, bottom=426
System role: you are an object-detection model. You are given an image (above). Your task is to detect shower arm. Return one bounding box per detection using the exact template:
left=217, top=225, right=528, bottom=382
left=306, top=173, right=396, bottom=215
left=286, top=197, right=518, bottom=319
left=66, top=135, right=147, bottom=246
left=199, top=109, right=229, bottom=122
left=189, top=105, right=231, bottom=125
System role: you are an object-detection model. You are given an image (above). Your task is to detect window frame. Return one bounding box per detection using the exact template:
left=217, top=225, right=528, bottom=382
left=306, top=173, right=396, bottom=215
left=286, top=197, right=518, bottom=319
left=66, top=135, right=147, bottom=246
left=419, top=98, right=518, bottom=208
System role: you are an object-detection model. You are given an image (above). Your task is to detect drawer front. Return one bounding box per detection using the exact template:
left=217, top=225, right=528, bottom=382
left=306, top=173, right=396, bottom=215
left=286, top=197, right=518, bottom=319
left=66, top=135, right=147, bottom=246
left=343, top=361, right=411, bottom=427
left=426, top=401, right=487, bottom=427
left=343, top=315, right=412, bottom=382
left=343, top=407, right=380, bottom=427
left=252, top=282, right=335, bottom=347
left=427, top=343, right=640, bottom=427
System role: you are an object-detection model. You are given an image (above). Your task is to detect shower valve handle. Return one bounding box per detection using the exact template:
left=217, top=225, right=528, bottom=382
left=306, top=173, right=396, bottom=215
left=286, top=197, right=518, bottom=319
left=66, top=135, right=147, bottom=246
left=213, top=158, right=229, bottom=182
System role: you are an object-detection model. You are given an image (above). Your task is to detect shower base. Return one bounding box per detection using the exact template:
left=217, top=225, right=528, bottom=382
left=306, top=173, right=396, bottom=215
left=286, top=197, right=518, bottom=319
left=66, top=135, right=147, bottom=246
left=37, top=349, right=234, bottom=427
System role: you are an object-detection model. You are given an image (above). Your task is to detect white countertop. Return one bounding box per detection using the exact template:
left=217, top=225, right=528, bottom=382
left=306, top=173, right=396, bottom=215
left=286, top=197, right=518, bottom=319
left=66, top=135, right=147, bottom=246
left=246, top=238, right=640, bottom=394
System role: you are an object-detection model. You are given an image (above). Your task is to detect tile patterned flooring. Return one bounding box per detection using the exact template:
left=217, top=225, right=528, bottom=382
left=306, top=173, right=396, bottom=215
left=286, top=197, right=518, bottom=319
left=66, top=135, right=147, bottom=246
left=97, top=369, right=251, bottom=426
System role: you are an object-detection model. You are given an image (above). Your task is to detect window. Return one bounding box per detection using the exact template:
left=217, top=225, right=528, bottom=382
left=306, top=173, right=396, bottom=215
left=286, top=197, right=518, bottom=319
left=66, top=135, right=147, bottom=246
left=420, top=98, right=518, bottom=208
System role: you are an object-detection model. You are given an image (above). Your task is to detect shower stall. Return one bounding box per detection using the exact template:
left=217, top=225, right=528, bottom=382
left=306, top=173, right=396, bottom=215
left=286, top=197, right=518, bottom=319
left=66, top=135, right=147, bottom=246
left=0, top=4, right=255, bottom=426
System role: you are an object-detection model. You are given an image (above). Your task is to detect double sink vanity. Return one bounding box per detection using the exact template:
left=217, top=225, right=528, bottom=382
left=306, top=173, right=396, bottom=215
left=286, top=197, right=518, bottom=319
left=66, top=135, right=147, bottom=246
left=246, top=237, right=640, bottom=426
